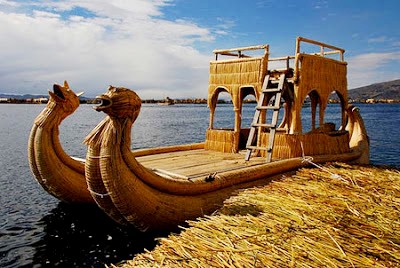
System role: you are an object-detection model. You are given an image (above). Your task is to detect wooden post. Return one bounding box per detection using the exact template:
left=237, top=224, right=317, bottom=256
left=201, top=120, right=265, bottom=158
left=209, top=106, right=215, bottom=129
left=234, top=107, right=241, bottom=132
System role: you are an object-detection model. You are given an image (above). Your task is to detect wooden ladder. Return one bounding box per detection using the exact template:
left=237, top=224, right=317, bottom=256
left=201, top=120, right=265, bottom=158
left=245, top=73, right=287, bottom=162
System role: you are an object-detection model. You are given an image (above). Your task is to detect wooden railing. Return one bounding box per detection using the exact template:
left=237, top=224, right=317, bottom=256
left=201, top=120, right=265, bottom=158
left=295, top=36, right=345, bottom=61
left=213, top=44, right=269, bottom=60
left=294, top=37, right=346, bottom=81
left=268, top=56, right=296, bottom=71
left=211, top=37, right=346, bottom=81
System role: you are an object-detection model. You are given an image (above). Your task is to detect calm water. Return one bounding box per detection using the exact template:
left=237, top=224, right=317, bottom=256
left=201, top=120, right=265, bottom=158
left=0, top=103, right=399, bottom=267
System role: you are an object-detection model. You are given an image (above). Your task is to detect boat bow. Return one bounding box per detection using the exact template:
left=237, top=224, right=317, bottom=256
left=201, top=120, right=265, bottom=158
left=28, top=81, right=92, bottom=203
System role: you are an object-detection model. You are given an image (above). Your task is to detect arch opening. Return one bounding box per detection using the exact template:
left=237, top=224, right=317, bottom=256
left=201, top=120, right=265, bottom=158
left=240, top=87, right=257, bottom=128
left=211, top=89, right=235, bottom=130
left=301, top=90, right=321, bottom=133
left=325, top=90, right=347, bottom=131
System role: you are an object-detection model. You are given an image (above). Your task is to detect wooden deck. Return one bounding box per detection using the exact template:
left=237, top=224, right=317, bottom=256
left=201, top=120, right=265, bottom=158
left=137, top=149, right=266, bottom=180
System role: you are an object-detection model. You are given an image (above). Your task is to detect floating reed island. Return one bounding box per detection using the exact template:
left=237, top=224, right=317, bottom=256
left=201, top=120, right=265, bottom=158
left=117, top=163, right=400, bottom=268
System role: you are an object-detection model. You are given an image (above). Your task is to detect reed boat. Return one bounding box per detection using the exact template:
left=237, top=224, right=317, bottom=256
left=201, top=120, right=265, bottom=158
left=84, top=37, right=369, bottom=231
left=157, top=96, right=175, bottom=105
left=28, top=81, right=94, bottom=203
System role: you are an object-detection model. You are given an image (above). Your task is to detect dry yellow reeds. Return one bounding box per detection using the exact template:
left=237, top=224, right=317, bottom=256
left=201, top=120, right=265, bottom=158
left=116, top=163, right=400, bottom=267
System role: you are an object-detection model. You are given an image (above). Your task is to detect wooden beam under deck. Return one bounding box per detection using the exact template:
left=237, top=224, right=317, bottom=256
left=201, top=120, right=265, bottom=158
left=137, top=149, right=266, bottom=179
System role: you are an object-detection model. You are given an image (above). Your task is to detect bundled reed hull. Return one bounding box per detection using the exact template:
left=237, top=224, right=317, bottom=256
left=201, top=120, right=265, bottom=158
left=84, top=86, right=368, bottom=231
left=28, top=82, right=93, bottom=203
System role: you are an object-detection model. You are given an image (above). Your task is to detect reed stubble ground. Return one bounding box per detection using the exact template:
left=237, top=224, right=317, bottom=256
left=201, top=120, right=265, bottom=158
left=116, top=163, right=400, bottom=267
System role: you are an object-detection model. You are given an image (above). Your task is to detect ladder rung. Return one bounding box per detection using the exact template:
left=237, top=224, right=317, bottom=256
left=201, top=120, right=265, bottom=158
left=252, top=123, right=276, bottom=128
left=246, top=146, right=269, bottom=151
left=262, top=88, right=281, bottom=93
left=256, top=105, right=280, bottom=110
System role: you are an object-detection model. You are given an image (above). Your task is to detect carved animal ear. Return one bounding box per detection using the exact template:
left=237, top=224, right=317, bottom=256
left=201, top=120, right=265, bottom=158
left=64, top=80, right=70, bottom=89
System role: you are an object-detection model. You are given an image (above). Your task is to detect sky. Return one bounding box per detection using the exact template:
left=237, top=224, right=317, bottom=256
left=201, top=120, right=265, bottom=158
left=0, top=0, right=399, bottom=99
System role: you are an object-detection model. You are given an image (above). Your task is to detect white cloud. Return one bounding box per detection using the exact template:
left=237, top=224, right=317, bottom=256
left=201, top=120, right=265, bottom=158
left=368, top=36, right=388, bottom=43
left=0, top=0, right=214, bottom=98
left=0, top=0, right=19, bottom=7
left=347, top=52, right=400, bottom=88
left=313, top=0, right=328, bottom=9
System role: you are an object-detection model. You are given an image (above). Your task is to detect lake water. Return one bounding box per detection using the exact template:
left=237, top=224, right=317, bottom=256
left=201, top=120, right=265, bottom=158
left=0, top=103, right=399, bottom=267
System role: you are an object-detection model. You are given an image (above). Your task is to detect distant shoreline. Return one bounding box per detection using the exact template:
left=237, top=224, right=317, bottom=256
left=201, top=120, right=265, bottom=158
left=1, top=99, right=399, bottom=104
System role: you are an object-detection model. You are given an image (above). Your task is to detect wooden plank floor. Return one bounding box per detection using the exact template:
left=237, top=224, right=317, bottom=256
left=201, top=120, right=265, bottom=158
left=137, top=149, right=266, bottom=179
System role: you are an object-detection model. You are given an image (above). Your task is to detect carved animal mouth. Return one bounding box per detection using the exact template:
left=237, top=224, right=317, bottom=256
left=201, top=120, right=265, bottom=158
left=94, top=95, right=112, bottom=111
left=50, top=84, right=66, bottom=102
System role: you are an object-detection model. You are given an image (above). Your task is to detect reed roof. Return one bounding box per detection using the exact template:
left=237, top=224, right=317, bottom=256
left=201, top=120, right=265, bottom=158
left=116, top=163, right=400, bottom=267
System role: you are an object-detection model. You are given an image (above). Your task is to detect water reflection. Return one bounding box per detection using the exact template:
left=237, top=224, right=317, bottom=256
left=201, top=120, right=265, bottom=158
left=31, top=203, right=172, bottom=267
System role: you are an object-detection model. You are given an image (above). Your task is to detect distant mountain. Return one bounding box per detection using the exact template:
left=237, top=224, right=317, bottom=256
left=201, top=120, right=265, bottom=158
left=2, top=79, right=400, bottom=102
left=0, top=93, right=92, bottom=101
left=0, top=93, right=48, bottom=100
left=349, top=79, right=400, bottom=101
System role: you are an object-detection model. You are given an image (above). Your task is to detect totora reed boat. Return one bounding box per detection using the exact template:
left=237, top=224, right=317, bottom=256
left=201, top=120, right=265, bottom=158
left=28, top=81, right=94, bottom=203
left=83, top=37, right=369, bottom=231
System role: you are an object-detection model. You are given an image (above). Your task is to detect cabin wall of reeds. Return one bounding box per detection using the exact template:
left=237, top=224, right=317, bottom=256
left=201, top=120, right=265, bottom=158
left=259, top=131, right=350, bottom=159
left=205, top=129, right=240, bottom=153
left=291, top=54, right=348, bottom=133
left=295, top=54, right=348, bottom=103
left=205, top=128, right=350, bottom=158
left=208, top=56, right=268, bottom=110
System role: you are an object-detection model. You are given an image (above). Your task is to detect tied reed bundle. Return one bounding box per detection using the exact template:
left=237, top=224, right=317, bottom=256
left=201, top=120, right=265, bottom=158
left=116, top=163, right=400, bottom=267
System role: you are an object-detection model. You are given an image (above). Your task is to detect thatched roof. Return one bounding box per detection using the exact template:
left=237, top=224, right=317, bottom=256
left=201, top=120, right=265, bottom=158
left=116, top=163, right=400, bottom=267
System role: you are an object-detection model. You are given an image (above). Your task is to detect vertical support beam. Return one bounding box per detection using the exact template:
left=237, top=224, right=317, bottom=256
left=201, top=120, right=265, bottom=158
left=319, top=102, right=326, bottom=127
left=234, top=108, right=241, bottom=132
left=311, top=95, right=319, bottom=130
left=286, top=56, right=290, bottom=70
left=209, top=109, right=215, bottom=129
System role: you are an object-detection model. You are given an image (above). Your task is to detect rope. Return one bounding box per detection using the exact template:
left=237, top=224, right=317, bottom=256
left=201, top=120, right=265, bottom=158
left=87, top=155, right=112, bottom=159
left=87, top=187, right=110, bottom=198
left=300, top=142, right=347, bottom=183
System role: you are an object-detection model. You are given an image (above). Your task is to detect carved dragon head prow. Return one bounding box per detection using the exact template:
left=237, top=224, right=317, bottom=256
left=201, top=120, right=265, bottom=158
left=94, top=86, right=141, bottom=122
left=48, top=80, right=84, bottom=114
left=34, top=81, right=84, bottom=127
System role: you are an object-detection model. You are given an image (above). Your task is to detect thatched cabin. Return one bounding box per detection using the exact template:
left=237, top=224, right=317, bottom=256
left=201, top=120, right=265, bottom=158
left=205, top=37, right=362, bottom=163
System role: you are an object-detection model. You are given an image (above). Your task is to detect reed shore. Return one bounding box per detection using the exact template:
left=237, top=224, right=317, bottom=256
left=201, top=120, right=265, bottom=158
left=114, top=163, right=400, bottom=267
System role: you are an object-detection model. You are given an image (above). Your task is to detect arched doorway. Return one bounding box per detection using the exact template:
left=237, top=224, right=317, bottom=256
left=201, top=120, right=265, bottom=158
left=239, top=86, right=257, bottom=149
left=325, top=90, right=347, bottom=131
left=239, top=87, right=257, bottom=128
left=301, top=90, right=321, bottom=133
left=213, top=90, right=234, bottom=130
